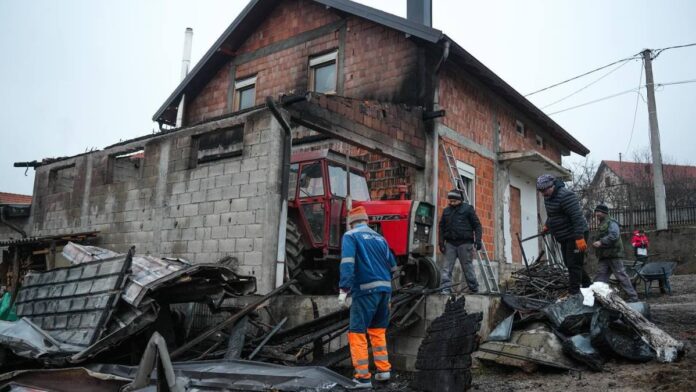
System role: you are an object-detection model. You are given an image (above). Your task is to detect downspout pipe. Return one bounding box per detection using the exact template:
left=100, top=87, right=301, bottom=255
left=0, top=206, right=27, bottom=238
left=266, top=96, right=293, bottom=289
left=430, top=39, right=450, bottom=256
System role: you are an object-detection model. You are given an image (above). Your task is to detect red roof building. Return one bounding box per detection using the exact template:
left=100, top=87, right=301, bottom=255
left=602, top=160, right=696, bottom=186
left=0, top=192, right=32, bottom=205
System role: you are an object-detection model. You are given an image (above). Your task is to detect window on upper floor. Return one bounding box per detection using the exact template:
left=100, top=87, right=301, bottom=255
left=309, top=51, right=337, bottom=94
left=605, top=176, right=612, bottom=187
left=455, top=161, right=476, bottom=207
left=234, top=75, right=257, bottom=111
left=535, top=134, right=544, bottom=149
left=515, top=120, right=526, bottom=136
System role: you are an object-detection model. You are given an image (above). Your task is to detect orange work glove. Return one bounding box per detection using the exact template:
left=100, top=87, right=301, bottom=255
left=575, top=238, right=587, bottom=252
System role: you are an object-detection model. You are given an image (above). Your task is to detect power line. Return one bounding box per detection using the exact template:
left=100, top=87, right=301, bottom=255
left=525, top=53, right=641, bottom=97
left=657, top=79, right=696, bottom=87
left=652, top=42, right=696, bottom=59
left=541, top=59, right=634, bottom=109
left=547, top=87, right=641, bottom=115
left=625, top=58, right=644, bottom=155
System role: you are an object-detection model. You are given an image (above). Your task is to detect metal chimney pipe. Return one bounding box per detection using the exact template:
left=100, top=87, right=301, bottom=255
left=176, top=27, right=194, bottom=128
left=407, top=0, right=432, bottom=27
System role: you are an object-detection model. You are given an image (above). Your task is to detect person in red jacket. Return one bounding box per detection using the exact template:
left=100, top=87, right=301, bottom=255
left=631, top=229, right=649, bottom=259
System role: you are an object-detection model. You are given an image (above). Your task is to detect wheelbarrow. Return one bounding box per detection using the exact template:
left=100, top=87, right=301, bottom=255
left=635, top=261, right=677, bottom=298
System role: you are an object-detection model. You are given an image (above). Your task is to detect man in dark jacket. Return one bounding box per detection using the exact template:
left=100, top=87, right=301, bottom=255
left=438, top=189, right=482, bottom=294
left=592, top=204, right=639, bottom=301
left=537, top=174, right=591, bottom=294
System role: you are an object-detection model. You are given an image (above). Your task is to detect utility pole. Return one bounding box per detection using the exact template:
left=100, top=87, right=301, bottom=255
left=642, top=49, right=668, bottom=230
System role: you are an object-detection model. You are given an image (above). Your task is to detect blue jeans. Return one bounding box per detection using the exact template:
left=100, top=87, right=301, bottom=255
left=349, top=292, right=391, bottom=333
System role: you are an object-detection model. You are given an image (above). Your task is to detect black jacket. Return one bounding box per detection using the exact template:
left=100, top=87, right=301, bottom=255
left=439, top=203, right=482, bottom=245
left=544, top=179, right=588, bottom=242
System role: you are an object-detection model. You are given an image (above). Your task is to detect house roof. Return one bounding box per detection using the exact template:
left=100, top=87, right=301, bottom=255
left=152, top=0, right=589, bottom=156
left=0, top=192, right=32, bottom=205
left=602, top=160, right=696, bottom=185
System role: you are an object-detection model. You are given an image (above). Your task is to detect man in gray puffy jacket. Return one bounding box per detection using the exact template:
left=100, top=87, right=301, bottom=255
left=537, top=174, right=591, bottom=295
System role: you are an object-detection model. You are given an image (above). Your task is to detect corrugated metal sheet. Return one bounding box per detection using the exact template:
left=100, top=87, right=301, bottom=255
left=14, top=256, right=129, bottom=347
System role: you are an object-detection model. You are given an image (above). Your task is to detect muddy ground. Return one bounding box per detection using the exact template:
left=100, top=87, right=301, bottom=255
left=363, top=274, right=696, bottom=391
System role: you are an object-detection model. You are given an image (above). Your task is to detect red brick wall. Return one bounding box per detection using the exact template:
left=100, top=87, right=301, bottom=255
left=343, top=18, right=421, bottom=103
left=186, top=0, right=423, bottom=125
left=437, top=140, right=496, bottom=255
left=236, top=0, right=341, bottom=55
left=498, top=113, right=562, bottom=163
left=439, top=65, right=563, bottom=163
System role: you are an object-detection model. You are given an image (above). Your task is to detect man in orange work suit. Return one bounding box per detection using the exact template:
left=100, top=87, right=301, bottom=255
left=339, top=206, right=395, bottom=389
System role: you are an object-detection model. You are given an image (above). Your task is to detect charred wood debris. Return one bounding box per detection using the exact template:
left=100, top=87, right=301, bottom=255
left=0, top=241, right=468, bottom=391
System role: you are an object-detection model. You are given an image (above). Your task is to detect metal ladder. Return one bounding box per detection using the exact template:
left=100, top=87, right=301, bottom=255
left=440, top=143, right=500, bottom=294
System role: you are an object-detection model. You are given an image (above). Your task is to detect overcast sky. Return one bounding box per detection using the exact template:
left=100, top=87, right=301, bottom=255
left=1, top=0, right=695, bottom=195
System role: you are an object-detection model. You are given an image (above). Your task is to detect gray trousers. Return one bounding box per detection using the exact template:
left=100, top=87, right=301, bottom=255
left=441, top=242, right=478, bottom=292
left=595, top=258, right=639, bottom=301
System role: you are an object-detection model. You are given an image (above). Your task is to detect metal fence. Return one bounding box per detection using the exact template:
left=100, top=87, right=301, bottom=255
left=589, top=205, right=696, bottom=230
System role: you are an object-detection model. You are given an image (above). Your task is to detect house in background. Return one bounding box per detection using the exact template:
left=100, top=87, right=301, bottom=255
left=21, top=0, right=589, bottom=295
left=592, top=160, right=696, bottom=209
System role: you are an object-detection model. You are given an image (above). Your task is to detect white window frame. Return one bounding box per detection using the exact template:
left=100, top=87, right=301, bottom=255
left=234, top=75, right=257, bottom=111
left=515, top=120, right=526, bottom=136
left=535, top=134, right=544, bottom=148
left=456, top=160, right=476, bottom=207
left=308, top=50, right=338, bottom=94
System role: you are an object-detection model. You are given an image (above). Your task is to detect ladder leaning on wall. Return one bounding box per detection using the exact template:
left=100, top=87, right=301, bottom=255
left=440, top=142, right=501, bottom=294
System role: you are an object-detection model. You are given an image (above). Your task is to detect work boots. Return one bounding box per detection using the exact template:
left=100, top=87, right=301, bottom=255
left=375, top=371, right=391, bottom=381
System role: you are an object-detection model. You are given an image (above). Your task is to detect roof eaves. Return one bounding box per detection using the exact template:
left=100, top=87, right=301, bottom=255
left=152, top=0, right=271, bottom=125
left=445, top=36, right=590, bottom=156
left=314, top=0, right=442, bottom=43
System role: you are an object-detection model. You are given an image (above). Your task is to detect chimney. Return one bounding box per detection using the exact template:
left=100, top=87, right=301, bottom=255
left=176, top=27, right=193, bottom=128
left=407, top=0, right=432, bottom=27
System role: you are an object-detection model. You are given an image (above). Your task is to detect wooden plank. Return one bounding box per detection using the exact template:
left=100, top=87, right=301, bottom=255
left=287, top=101, right=425, bottom=168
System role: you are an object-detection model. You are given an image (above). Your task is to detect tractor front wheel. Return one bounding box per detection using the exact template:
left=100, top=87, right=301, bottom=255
left=399, top=256, right=441, bottom=290
left=285, top=219, right=337, bottom=294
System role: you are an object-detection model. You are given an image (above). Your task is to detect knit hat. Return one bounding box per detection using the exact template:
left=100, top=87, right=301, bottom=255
left=347, top=206, right=368, bottom=225
left=536, top=174, right=555, bottom=191
left=447, top=189, right=463, bottom=200
left=594, top=204, right=609, bottom=215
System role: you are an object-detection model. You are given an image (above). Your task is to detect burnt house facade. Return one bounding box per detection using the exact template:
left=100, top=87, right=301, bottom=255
left=22, top=0, right=588, bottom=293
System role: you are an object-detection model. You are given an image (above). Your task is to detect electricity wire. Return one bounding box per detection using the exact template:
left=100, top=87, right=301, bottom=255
left=624, top=58, right=644, bottom=155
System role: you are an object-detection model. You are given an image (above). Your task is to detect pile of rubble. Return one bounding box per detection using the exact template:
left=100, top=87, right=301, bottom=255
left=0, top=242, right=440, bottom=391
left=478, top=259, right=684, bottom=373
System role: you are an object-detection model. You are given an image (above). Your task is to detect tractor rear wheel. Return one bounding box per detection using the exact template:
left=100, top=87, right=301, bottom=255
left=397, top=256, right=440, bottom=290
left=285, top=219, right=337, bottom=294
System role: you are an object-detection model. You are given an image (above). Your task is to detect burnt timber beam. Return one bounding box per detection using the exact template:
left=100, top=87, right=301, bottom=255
left=286, top=101, right=426, bottom=169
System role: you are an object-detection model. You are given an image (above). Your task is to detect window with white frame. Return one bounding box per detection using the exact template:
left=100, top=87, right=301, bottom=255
left=515, top=120, right=525, bottom=136
left=309, top=51, right=337, bottom=94
left=234, top=75, right=257, bottom=111
left=456, top=161, right=476, bottom=207
left=535, top=134, right=544, bottom=148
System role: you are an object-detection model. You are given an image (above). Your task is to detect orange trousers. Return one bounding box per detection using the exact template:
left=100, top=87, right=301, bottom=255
left=348, top=328, right=391, bottom=380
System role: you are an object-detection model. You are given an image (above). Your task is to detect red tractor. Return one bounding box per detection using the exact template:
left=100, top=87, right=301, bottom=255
left=286, top=149, right=440, bottom=293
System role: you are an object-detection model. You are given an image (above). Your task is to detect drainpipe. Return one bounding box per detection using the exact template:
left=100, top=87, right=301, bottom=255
left=266, top=97, right=293, bottom=289
left=0, top=206, right=27, bottom=239
left=430, top=40, right=450, bottom=255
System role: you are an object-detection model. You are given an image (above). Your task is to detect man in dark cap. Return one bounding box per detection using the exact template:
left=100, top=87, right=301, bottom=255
left=537, top=174, right=591, bottom=295
left=592, top=204, right=638, bottom=301
left=438, top=189, right=482, bottom=294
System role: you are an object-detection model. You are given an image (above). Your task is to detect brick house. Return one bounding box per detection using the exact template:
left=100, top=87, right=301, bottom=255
left=153, top=0, right=588, bottom=269
left=22, top=0, right=588, bottom=294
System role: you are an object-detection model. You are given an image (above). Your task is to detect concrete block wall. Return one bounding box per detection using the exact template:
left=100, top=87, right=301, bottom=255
left=28, top=109, right=283, bottom=293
